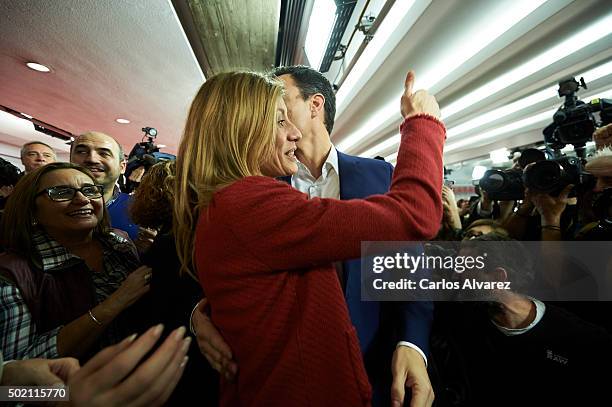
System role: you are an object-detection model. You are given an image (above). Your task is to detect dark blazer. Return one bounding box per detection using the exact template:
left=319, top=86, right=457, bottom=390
left=283, top=150, right=434, bottom=405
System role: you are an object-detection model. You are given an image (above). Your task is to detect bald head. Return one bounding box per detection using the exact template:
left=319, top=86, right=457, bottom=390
left=72, top=132, right=124, bottom=159
left=70, top=132, right=126, bottom=200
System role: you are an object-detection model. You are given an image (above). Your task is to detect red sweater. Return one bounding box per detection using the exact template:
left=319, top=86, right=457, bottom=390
left=195, top=115, right=445, bottom=406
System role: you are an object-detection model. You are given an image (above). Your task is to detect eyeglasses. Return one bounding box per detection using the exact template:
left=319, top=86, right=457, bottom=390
left=35, top=185, right=104, bottom=202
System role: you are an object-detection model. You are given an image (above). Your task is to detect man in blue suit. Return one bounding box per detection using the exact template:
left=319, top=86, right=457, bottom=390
left=192, top=66, right=434, bottom=407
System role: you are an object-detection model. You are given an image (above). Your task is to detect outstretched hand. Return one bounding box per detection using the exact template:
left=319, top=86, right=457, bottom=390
left=400, top=71, right=441, bottom=120
left=67, top=325, right=190, bottom=407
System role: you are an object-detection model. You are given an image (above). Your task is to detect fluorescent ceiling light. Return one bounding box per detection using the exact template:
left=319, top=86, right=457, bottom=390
left=348, top=14, right=612, bottom=156
left=446, top=111, right=552, bottom=153
left=115, top=118, right=130, bottom=124
left=441, top=13, right=612, bottom=120
left=472, top=165, right=488, bottom=180
left=338, top=0, right=548, bottom=153
left=304, top=0, right=337, bottom=69
left=26, top=62, right=50, bottom=72
left=445, top=87, right=612, bottom=153
left=490, top=148, right=510, bottom=164
left=157, top=144, right=167, bottom=148
left=361, top=133, right=401, bottom=158
left=418, top=0, right=546, bottom=93
left=447, top=59, right=612, bottom=139
left=365, top=60, right=612, bottom=158
left=336, top=0, right=418, bottom=112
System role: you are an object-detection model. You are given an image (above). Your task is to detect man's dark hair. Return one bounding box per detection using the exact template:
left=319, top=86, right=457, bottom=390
left=462, top=233, right=535, bottom=291
left=272, top=65, right=336, bottom=134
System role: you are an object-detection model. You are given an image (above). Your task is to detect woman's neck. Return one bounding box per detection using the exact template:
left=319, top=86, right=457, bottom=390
left=47, top=229, right=95, bottom=251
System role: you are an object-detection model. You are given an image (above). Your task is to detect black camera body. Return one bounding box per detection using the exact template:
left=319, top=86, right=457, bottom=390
left=479, top=169, right=524, bottom=201
left=126, top=127, right=160, bottom=171
left=543, top=77, right=612, bottom=153
left=523, top=156, right=593, bottom=196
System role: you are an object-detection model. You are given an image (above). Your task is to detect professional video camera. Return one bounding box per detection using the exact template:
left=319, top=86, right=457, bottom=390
left=124, top=127, right=175, bottom=192
left=478, top=148, right=546, bottom=201
left=523, top=156, right=594, bottom=197
left=479, top=168, right=524, bottom=201
left=127, top=127, right=159, bottom=170
left=543, top=76, right=612, bottom=157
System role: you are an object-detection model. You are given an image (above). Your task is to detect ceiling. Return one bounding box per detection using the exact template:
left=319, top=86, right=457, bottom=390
left=0, top=0, right=204, bottom=167
left=173, top=0, right=281, bottom=74
left=327, top=0, right=612, bottom=167
left=1, top=0, right=611, bottom=176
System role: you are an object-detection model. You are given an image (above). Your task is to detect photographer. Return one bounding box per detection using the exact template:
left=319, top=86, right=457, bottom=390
left=431, top=234, right=612, bottom=406
left=122, top=127, right=175, bottom=194
left=475, top=149, right=544, bottom=239
left=575, top=148, right=612, bottom=240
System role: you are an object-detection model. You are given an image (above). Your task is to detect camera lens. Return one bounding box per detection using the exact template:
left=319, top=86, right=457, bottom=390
left=479, top=169, right=524, bottom=200
left=523, top=160, right=563, bottom=192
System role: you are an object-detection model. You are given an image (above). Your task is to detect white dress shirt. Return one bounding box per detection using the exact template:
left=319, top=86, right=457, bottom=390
left=292, top=146, right=340, bottom=199
left=291, top=146, right=428, bottom=365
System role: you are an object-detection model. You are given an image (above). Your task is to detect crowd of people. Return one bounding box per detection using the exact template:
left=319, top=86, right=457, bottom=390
left=0, top=64, right=611, bottom=406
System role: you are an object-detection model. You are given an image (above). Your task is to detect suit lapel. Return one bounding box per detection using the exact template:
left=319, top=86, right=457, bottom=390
left=337, top=151, right=362, bottom=200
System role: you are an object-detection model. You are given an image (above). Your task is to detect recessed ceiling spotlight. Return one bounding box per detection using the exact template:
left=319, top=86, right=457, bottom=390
left=115, top=118, right=130, bottom=124
left=26, top=62, right=50, bottom=72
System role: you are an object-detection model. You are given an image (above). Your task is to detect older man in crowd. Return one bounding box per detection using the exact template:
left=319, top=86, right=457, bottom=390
left=20, top=141, right=56, bottom=173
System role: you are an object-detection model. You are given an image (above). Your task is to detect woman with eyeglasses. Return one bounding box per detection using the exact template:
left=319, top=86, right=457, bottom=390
left=0, top=162, right=152, bottom=361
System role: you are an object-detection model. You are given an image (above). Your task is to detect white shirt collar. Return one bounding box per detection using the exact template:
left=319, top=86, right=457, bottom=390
left=493, top=297, right=546, bottom=336
left=296, top=145, right=340, bottom=181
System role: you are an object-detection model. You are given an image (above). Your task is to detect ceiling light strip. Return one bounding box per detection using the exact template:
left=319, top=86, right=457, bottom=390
left=445, top=87, right=612, bottom=153
left=388, top=87, right=612, bottom=162
left=338, top=0, right=550, bottom=153
left=360, top=58, right=612, bottom=159
left=336, top=0, right=420, bottom=115
left=441, top=13, right=612, bottom=120
left=447, top=59, right=612, bottom=139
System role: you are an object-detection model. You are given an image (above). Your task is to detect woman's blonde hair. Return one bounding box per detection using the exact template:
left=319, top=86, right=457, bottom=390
left=173, top=71, right=284, bottom=279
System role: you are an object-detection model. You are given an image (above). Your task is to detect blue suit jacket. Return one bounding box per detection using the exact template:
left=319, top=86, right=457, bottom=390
left=283, top=151, right=433, bottom=405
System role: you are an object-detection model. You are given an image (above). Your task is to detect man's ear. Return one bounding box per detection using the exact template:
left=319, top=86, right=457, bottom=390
left=119, top=159, right=127, bottom=175
left=310, top=94, right=325, bottom=119
left=492, top=267, right=508, bottom=282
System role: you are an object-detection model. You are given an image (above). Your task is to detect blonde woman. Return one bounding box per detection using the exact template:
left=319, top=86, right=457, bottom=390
left=174, top=71, right=444, bottom=406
